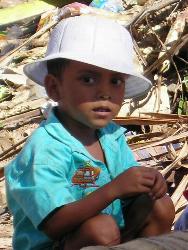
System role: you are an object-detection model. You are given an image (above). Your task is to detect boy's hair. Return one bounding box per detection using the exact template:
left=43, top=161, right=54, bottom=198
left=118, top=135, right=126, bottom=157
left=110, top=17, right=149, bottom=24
left=47, top=58, right=70, bottom=79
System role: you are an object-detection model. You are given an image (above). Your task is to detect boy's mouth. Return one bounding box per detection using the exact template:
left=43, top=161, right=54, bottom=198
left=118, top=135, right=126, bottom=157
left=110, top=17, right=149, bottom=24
left=93, top=107, right=111, bottom=112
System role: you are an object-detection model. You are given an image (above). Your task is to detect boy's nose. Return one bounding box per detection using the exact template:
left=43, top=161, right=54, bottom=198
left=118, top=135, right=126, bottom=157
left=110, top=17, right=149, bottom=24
left=99, top=94, right=111, bottom=100
left=97, top=81, right=112, bottom=100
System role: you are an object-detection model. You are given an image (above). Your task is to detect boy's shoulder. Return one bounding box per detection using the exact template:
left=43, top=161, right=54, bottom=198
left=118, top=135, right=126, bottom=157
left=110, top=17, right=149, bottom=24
left=26, top=108, right=68, bottom=147
left=5, top=110, right=72, bottom=177
left=101, top=121, right=126, bottom=140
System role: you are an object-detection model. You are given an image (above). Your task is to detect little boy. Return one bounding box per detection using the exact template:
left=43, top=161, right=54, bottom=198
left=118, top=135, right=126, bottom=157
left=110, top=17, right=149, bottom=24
left=5, top=16, right=175, bottom=250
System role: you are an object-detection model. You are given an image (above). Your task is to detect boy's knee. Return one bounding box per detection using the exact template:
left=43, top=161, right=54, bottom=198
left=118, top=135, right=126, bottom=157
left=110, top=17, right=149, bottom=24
left=82, top=214, right=121, bottom=246
left=152, top=195, right=175, bottom=225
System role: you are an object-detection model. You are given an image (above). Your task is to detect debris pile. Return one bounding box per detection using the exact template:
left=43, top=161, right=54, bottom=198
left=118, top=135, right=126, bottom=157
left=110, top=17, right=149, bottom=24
left=0, top=0, right=188, bottom=248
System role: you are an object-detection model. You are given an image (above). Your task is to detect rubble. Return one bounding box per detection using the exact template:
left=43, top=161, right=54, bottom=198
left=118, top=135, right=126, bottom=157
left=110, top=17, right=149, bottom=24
left=0, top=0, right=188, bottom=248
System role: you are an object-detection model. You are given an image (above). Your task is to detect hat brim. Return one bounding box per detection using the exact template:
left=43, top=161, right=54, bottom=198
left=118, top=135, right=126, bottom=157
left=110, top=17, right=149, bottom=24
left=24, top=54, right=152, bottom=100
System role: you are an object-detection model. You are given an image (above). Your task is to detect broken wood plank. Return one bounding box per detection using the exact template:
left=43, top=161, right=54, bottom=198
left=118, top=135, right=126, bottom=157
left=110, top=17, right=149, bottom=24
left=0, top=108, right=42, bottom=127
left=161, top=141, right=188, bottom=176
left=0, top=137, right=27, bottom=160
left=132, top=131, right=188, bottom=151
left=114, top=116, right=188, bottom=126
left=171, top=174, right=188, bottom=207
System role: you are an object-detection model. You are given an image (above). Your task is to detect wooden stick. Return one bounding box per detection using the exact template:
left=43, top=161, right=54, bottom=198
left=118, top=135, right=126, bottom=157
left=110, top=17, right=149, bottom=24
left=1, top=109, right=42, bottom=126
left=144, top=34, right=188, bottom=76
left=129, top=0, right=180, bottom=26
left=161, top=141, right=188, bottom=176
left=132, top=131, right=188, bottom=151
left=0, top=19, right=57, bottom=66
left=0, top=137, right=27, bottom=159
left=140, top=112, right=188, bottom=119
left=171, top=174, right=188, bottom=207
left=114, top=116, right=188, bottom=125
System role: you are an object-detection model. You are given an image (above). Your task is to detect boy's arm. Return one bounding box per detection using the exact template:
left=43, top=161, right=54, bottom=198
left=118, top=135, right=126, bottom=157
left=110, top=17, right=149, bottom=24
left=42, top=179, right=115, bottom=240
left=41, top=166, right=156, bottom=240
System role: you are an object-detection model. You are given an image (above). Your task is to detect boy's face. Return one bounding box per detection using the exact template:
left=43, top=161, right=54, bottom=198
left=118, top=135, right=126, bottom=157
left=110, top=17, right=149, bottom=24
left=45, top=60, right=127, bottom=130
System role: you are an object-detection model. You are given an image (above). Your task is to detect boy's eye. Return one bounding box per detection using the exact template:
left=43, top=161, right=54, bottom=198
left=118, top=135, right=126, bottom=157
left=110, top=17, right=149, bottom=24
left=111, top=78, right=124, bottom=86
left=80, top=76, right=95, bottom=85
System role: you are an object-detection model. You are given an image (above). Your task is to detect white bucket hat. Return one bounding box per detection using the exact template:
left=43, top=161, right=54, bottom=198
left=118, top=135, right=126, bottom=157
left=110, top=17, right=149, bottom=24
left=24, top=15, right=152, bottom=99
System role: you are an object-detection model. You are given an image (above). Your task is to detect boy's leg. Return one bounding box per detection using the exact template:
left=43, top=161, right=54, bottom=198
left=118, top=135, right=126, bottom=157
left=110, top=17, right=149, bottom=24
left=121, top=193, right=154, bottom=241
left=138, top=194, right=175, bottom=237
left=121, top=194, right=175, bottom=242
left=63, top=214, right=121, bottom=250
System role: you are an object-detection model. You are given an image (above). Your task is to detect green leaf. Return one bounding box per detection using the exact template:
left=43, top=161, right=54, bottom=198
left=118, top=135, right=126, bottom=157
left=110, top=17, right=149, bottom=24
left=0, top=86, right=10, bottom=102
left=178, top=98, right=188, bottom=115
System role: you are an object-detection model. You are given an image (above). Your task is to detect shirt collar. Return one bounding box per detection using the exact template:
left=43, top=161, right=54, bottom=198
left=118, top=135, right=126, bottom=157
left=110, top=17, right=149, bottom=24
left=43, top=108, right=126, bottom=152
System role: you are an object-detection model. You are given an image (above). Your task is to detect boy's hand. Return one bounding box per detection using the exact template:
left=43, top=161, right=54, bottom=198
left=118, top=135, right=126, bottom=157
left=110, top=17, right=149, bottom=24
left=110, top=167, right=167, bottom=200
left=150, top=170, right=167, bottom=199
left=111, top=166, right=156, bottom=199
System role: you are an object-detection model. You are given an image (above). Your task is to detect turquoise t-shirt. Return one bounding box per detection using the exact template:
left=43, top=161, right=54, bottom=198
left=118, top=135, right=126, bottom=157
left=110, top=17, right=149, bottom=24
left=5, top=109, right=138, bottom=250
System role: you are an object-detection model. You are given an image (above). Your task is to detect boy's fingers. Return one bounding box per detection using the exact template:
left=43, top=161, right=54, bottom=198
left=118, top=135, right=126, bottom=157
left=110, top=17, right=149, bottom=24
left=142, top=172, right=156, bottom=183
left=153, top=185, right=167, bottom=199
left=152, top=173, right=167, bottom=198
left=140, top=167, right=157, bottom=180
left=141, top=177, right=155, bottom=187
left=154, top=172, right=165, bottom=187
left=140, top=166, right=157, bottom=173
left=138, top=185, right=152, bottom=194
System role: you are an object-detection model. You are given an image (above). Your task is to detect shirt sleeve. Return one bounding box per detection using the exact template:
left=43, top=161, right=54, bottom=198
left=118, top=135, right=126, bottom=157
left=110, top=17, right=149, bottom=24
left=7, top=162, right=75, bottom=229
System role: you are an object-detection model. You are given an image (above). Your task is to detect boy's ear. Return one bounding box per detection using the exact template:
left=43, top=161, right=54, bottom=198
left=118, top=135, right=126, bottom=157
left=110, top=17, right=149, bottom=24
left=44, top=74, right=60, bottom=102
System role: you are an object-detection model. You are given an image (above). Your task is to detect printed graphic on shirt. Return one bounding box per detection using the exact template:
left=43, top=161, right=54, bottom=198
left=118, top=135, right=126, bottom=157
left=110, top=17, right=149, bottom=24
left=72, top=162, right=101, bottom=188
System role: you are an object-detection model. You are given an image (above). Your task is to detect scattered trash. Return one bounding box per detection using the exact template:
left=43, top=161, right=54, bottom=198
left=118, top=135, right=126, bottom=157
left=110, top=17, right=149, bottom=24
left=90, top=0, right=124, bottom=12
